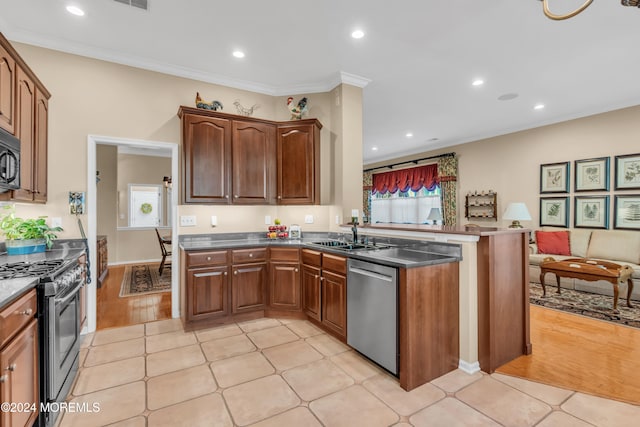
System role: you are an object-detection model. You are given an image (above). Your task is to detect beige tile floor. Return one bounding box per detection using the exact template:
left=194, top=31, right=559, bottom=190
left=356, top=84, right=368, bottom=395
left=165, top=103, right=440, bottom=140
left=58, top=317, right=640, bottom=427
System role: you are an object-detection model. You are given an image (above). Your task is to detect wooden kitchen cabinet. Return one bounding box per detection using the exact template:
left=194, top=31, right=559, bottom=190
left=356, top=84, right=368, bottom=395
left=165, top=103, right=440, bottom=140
left=0, top=33, right=50, bottom=204
left=185, top=250, right=230, bottom=323
left=232, top=120, right=276, bottom=204
left=178, top=106, right=321, bottom=206
left=231, top=248, right=268, bottom=314
left=301, top=265, right=321, bottom=321
left=276, top=121, right=321, bottom=205
left=320, top=254, right=347, bottom=339
left=181, top=113, right=231, bottom=204
left=0, top=289, right=39, bottom=427
left=0, top=41, right=15, bottom=135
left=268, top=248, right=301, bottom=311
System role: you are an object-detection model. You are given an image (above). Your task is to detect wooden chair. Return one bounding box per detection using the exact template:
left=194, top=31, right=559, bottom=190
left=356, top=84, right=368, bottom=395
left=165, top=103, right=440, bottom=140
left=155, top=228, right=172, bottom=275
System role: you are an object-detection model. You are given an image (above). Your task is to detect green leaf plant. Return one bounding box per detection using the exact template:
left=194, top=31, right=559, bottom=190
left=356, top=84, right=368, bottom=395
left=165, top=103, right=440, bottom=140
left=0, top=206, right=63, bottom=249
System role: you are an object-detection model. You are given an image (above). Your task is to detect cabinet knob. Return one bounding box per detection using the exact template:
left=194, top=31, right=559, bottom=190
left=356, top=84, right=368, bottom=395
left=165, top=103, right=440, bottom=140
left=206, top=256, right=211, bottom=261
left=234, top=271, right=238, bottom=275
left=20, top=308, right=33, bottom=316
left=225, top=195, right=229, bottom=198
left=277, top=196, right=282, bottom=199
left=224, top=272, right=228, bottom=276
left=6, top=364, right=16, bottom=372
left=249, top=253, right=253, bottom=258
left=315, top=275, right=319, bottom=279
left=0, top=375, right=6, bottom=383
left=234, top=195, right=239, bottom=198
left=295, top=268, right=299, bottom=272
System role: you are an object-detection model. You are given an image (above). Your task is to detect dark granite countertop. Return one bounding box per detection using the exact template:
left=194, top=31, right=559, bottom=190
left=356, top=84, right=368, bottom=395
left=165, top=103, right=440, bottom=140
left=179, top=233, right=462, bottom=268
left=0, top=239, right=87, bottom=308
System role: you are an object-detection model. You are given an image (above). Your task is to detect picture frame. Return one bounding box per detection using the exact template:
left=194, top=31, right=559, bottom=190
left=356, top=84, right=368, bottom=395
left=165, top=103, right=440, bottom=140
left=575, top=157, right=609, bottom=192
left=574, top=196, right=609, bottom=229
left=614, top=194, right=640, bottom=230
left=540, top=162, right=569, bottom=193
left=614, top=153, right=640, bottom=190
left=540, top=197, right=569, bottom=227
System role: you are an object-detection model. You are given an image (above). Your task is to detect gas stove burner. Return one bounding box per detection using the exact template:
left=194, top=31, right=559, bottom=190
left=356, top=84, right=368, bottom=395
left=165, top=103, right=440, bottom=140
left=0, top=259, right=65, bottom=280
left=311, top=240, right=347, bottom=247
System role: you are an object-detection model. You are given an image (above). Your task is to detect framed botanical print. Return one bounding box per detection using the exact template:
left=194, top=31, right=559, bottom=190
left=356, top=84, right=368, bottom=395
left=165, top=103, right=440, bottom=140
left=614, top=153, right=640, bottom=190
left=540, top=197, right=569, bottom=227
left=614, top=195, right=640, bottom=230
left=574, top=196, right=609, bottom=229
left=540, top=162, right=569, bottom=193
left=575, top=157, right=609, bottom=192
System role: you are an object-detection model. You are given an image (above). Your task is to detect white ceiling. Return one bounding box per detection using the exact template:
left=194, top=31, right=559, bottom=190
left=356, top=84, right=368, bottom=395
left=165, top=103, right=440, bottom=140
left=1, top=1, right=639, bottom=164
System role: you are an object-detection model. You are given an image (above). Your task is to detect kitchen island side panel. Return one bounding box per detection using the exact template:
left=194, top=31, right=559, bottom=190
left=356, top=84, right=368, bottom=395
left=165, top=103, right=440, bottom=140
left=477, top=232, right=531, bottom=373
left=399, top=262, right=459, bottom=391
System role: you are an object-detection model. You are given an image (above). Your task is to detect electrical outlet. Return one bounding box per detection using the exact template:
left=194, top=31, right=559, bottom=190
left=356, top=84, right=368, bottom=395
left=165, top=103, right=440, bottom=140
left=210, top=215, right=217, bottom=226
left=180, top=215, right=197, bottom=226
left=304, top=214, right=314, bottom=224
left=51, top=217, right=62, bottom=228
left=265, top=215, right=271, bottom=225
left=335, top=215, right=340, bottom=224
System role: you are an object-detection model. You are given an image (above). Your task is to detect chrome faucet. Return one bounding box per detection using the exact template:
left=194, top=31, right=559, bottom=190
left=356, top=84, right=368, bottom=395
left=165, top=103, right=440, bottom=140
left=351, top=220, right=359, bottom=243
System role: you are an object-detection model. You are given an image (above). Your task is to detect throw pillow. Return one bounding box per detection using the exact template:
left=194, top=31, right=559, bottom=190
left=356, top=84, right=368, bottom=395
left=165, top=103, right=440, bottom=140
left=535, top=230, right=571, bottom=255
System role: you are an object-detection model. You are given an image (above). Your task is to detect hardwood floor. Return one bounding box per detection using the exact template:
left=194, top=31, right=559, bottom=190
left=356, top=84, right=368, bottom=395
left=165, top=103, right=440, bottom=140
left=497, top=305, right=640, bottom=405
left=96, top=264, right=172, bottom=330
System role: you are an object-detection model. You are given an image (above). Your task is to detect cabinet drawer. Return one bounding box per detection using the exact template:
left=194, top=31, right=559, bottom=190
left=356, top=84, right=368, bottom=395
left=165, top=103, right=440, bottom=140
left=301, top=249, right=322, bottom=267
left=186, top=250, right=228, bottom=268
left=269, top=247, right=300, bottom=262
left=322, top=253, right=347, bottom=275
left=232, top=248, right=267, bottom=264
left=0, top=288, right=37, bottom=348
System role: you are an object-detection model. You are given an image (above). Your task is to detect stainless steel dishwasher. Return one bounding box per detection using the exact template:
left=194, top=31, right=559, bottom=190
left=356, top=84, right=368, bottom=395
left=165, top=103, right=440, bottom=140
left=347, top=258, right=398, bottom=374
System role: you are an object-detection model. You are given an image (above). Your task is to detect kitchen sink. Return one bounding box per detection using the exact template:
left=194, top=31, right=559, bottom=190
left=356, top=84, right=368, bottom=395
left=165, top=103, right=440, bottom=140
left=307, top=240, right=390, bottom=252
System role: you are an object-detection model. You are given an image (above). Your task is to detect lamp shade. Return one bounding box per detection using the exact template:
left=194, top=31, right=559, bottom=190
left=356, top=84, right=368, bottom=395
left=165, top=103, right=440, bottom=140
left=503, top=203, right=532, bottom=221
left=427, top=208, right=443, bottom=221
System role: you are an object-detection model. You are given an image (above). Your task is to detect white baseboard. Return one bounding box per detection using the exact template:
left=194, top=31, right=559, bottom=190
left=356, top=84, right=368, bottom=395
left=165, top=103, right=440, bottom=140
left=458, top=359, right=481, bottom=374
left=108, top=258, right=162, bottom=266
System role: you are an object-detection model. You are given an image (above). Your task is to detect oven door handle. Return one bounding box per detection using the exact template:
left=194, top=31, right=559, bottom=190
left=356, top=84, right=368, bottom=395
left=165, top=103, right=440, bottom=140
left=54, top=281, right=83, bottom=306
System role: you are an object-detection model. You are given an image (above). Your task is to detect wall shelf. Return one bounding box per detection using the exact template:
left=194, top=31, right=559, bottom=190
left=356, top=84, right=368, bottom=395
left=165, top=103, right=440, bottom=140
left=465, top=192, right=498, bottom=221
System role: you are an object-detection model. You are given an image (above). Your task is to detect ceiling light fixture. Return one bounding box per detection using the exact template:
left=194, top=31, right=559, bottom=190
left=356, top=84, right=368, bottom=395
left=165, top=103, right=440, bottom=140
left=405, top=132, right=413, bottom=138
left=534, top=103, right=545, bottom=110
left=540, top=0, right=639, bottom=21
left=232, top=50, right=245, bottom=58
left=472, top=79, right=484, bottom=86
left=66, top=5, right=85, bottom=16
left=351, top=30, right=365, bottom=39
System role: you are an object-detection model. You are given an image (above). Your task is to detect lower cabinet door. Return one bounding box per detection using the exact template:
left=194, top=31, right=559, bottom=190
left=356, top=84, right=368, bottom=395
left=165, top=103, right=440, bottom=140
left=321, top=270, right=347, bottom=338
left=0, top=319, right=39, bottom=427
left=302, top=265, right=321, bottom=321
left=187, top=266, right=229, bottom=322
left=269, top=262, right=301, bottom=310
left=232, top=263, right=267, bottom=313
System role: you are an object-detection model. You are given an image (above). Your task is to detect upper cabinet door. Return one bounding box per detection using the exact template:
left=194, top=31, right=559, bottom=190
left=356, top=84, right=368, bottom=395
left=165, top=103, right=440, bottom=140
left=0, top=43, right=15, bottom=135
left=182, top=114, right=231, bottom=204
left=277, top=122, right=321, bottom=205
left=33, top=89, right=48, bottom=203
left=12, top=67, right=35, bottom=202
left=231, top=120, right=276, bottom=204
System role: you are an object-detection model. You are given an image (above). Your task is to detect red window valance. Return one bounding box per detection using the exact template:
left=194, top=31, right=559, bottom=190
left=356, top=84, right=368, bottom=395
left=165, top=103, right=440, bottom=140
left=372, top=164, right=439, bottom=195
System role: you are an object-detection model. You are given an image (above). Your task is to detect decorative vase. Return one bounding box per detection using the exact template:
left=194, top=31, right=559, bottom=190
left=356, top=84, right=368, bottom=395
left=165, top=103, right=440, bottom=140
left=5, top=238, right=47, bottom=255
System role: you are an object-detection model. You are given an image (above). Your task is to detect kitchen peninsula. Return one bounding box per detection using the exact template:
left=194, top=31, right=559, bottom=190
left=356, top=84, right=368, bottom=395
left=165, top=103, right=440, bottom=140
left=351, top=223, right=532, bottom=375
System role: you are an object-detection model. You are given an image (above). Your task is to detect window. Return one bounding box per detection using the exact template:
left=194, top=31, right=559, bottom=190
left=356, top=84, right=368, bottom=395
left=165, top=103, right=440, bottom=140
left=370, top=186, right=441, bottom=224
left=128, top=184, right=162, bottom=227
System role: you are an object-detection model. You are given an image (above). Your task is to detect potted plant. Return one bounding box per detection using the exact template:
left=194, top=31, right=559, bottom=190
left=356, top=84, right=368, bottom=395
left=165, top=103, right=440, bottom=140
left=0, top=207, right=63, bottom=255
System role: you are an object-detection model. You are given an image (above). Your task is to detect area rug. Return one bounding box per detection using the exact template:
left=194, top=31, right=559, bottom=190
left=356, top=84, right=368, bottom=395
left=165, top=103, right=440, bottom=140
left=529, top=282, right=640, bottom=329
left=119, top=264, right=171, bottom=297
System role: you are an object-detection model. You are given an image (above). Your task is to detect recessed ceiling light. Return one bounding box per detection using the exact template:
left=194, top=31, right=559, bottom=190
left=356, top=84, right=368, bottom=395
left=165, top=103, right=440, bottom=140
left=534, top=103, right=545, bottom=110
left=351, top=30, right=365, bottom=39
left=498, top=93, right=519, bottom=101
left=472, top=79, right=484, bottom=86
left=405, top=132, right=413, bottom=138
left=66, top=5, right=85, bottom=16
left=372, top=147, right=378, bottom=151
left=232, top=50, right=245, bottom=58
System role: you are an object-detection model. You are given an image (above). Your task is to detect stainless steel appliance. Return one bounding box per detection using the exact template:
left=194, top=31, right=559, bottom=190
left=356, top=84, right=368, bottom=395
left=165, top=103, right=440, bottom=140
left=347, top=258, right=398, bottom=374
left=0, top=128, right=20, bottom=192
left=0, top=256, right=85, bottom=427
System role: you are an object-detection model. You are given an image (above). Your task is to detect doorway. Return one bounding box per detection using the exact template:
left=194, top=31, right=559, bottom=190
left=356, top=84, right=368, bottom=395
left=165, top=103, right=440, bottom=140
left=87, top=135, right=179, bottom=333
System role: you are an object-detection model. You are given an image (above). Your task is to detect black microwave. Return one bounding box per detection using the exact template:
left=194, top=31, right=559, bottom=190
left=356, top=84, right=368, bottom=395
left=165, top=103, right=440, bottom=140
left=0, top=128, right=20, bottom=192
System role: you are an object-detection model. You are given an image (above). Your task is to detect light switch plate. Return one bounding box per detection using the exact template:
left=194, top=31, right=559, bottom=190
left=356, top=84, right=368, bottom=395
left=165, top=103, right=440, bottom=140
left=335, top=215, right=340, bottom=224
left=304, top=214, right=314, bottom=224
left=210, top=215, right=217, bottom=226
left=265, top=215, right=271, bottom=225
left=180, top=215, right=197, bottom=226
left=51, top=217, right=62, bottom=228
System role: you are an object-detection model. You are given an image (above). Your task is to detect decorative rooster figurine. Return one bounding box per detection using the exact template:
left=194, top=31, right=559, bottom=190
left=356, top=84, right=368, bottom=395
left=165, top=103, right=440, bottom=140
left=195, top=92, right=223, bottom=111
left=233, top=100, right=259, bottom=117
left=287, top=97, right=308, bottom=120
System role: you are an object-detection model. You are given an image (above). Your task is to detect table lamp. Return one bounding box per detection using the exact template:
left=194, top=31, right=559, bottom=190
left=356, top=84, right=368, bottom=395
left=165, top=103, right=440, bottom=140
left=503, top=202, right=531, bottom=228
left=427, top=208, right=443, bottom=225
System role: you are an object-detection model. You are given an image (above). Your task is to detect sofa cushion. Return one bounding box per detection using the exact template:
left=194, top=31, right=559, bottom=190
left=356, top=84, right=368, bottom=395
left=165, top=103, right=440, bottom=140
left=587, top=230, right=640, bottom=265
left=535, top=230, right=571, bottom=255
left=542, top=226, right=592, bottom=257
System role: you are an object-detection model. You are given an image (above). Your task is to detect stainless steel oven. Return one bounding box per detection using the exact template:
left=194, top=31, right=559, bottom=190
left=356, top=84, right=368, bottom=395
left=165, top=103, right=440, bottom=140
left=0, top=128, right=20, bottom=192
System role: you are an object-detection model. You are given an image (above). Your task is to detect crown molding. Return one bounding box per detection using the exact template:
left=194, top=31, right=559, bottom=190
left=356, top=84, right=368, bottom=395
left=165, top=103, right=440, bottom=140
left=5, top=28, right=372, bottom=97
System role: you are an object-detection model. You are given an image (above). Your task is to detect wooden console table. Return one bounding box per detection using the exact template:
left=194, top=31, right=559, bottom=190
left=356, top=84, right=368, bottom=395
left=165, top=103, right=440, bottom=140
left=540, top=257, right=634, bottom=313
